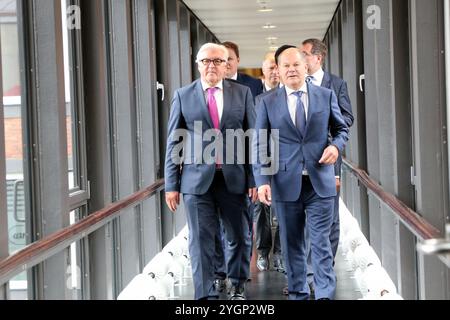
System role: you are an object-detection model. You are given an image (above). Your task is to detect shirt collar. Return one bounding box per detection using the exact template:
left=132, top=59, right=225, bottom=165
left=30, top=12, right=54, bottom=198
left=201, top=79, right=224, bottom=92
left=310, top=68, right=324, bottom=83
left=264, top=82, right=277, bottom=92
left=230, top=73, right=238, bottom=81
left=285, top=82, right=308, bottom=96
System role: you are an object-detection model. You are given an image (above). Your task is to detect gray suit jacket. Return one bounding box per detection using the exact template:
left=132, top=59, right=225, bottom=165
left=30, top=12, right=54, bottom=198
left=165, top=79, right=256, bottom=195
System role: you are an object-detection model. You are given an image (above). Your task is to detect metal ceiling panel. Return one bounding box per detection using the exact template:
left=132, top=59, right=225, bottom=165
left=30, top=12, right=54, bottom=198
left=183, top=0, right=340, bottom=67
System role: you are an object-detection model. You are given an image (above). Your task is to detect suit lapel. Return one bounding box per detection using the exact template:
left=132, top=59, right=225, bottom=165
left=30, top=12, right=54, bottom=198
left=321, top=71, right=332, bottom=89
left=220, top=80, right=232, bottom=131
left=194, top=80, right=214, bottom=129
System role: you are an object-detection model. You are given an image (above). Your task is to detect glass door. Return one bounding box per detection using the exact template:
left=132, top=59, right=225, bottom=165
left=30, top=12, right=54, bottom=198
left=1, top=0, right=28, bottom=300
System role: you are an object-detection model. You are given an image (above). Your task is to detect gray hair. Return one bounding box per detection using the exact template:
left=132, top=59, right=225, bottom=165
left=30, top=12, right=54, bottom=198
left=196, top=43, right=228, bottom=63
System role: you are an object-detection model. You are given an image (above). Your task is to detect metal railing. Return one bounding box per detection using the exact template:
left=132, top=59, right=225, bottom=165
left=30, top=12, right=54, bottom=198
left=342, top=158, right=450, bottom=268
left=0, top=179, right=165, bottom=286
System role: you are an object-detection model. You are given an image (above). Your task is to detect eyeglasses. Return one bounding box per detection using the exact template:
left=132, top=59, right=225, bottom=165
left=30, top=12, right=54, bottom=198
left=199, top=58, right=226, bottom=66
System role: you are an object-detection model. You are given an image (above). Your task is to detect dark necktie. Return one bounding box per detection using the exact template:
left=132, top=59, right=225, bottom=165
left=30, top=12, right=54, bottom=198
left=292, top=91, right=306, bottom=137
left=306, top=75, right=314, bottom=84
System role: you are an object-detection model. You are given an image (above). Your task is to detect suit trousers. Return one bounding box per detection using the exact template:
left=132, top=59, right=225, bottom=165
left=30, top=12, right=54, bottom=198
left=183, top=171, right=251, bottom=299
left=274, top=176, right=336, bottom=300
left=214, top=222, right=227, bottom=280
left=306, top=165, right=341, bottom=285
left=214, top=197, right=253, bottom=280
left=330, top=190, right=340, bottom=259
left=254, top=201, right=281, bottom=257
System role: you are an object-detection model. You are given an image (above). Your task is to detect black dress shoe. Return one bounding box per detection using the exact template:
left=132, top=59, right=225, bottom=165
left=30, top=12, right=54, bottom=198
left=256, top=254, right=269, bottom=271
left=214, top=279, right=226, bottom=293
left=272, top=254, right=286, bottom=273
left=308, top=282, right=315, bottom=298
left=229, top=286, right=246, bottom=300
left=282, top=286, right=289, bottom=295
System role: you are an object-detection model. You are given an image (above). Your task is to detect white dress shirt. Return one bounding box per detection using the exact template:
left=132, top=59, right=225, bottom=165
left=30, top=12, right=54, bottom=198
left=263, top=81, right=275, bottom=92
left=285, top=83, right=309, bottom=175
left=201, top=80, right=224, bottom=121
left=308, top=68, right=325, bottom=87
left=285, top=83, right=309, bottom=125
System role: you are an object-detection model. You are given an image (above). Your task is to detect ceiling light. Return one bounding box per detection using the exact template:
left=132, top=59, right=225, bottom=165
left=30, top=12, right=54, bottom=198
left=262, top=23, right=276, bottom=29
left=267, top=37, right=277, bottom=46
left=257, top=0, right=273, bottom=13
left=269, top=46, right=279, bottom=51
left=258, top=7, right=273, bottom=12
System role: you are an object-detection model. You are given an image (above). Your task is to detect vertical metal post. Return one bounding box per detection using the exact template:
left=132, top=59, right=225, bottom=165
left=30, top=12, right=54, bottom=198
left=445, top=0, right=450, bottom=211
left=0, top=20, right=8, bottom=300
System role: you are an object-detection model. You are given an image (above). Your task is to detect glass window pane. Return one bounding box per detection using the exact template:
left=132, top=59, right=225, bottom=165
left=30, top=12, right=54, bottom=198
left=1, top=0, right=29, bottom=300
left=61, top=0, right=78, bottom=190
left=68, top=209, right=84, bottom=300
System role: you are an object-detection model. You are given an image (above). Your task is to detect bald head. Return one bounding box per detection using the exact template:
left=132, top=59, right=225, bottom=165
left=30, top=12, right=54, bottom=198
left=261, top=52, right=279, bottom=89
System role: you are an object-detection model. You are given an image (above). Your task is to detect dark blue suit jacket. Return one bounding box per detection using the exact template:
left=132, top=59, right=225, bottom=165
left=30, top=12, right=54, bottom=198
left=255, top=87, right=277, bottom=107
left=321, top=72, right=353, bottom=128
left=253, top=84, right=349, bottom=201
left=321, top=71, right=354, bottom=176
left=165, top=79, right=256, bottom=195
left=237, top=73, right=263, bottom=101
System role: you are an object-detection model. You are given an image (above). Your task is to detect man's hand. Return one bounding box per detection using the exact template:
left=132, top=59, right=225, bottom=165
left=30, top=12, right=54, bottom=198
left=165, top=191, right=180, bottom=212
left=258, top=185, right=272, bottom=206
left=319, top=145, right=339, bottom=165
left=336, top=177, right=341, bottom=193
left=248, top=188, right=258, bottom=203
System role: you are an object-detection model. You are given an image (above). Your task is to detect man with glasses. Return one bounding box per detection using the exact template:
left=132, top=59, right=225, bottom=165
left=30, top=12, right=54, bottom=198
left=212, top=41, right=262, bottom=287
left=165, top=43, right=257, bottom=300
left=261, top=52, right=280, bottom=93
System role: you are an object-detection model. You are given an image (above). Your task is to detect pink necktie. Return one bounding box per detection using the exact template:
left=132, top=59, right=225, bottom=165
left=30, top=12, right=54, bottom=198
left=207, top=87, right=220, bottom=129
left=207, top=87, right=221, bottom=167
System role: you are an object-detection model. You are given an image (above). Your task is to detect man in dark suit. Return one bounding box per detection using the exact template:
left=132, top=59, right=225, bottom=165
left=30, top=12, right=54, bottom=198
left=253, top=52, right=284, bottom=273
left=165, top=43, right=257, bottom=300
left=213, top=41, right=262, bottom=284
left=261, top=52, right=280, bottom=93
left=253, top=46, right=348, bottom=300
left=300, top=39, right=354, bottom=289
left=222, top=41, right=263, bottom=100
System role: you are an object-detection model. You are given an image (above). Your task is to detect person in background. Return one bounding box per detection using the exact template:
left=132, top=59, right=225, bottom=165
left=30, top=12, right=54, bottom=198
left=213, top=41, right=262, bottom=286
left=222, top=41, right=263, bottom=100
left=300, top=38, right=354, bottom=294
left=261, top=52, right=280, bottom=92
left=254, top=52, right=285, bottom=273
